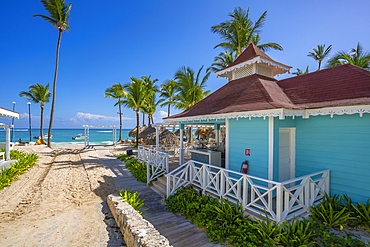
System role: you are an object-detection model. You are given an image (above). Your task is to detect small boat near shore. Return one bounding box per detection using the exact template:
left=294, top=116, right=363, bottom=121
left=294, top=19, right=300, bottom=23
left=72, top=134, right=85, bottom=140
left=33, top=135, right=52, bottom=139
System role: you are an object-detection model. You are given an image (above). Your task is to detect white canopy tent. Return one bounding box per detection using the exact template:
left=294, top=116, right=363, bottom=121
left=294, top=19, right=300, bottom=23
left=82, top=125, right=119, bottom=147
left=0, top=107, right=19, bottom=161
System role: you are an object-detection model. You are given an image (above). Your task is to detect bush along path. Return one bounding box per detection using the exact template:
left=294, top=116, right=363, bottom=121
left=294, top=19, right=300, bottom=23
left=0, top=150, right=39, bottom=190
left=165, top=186, right=370, bottom=247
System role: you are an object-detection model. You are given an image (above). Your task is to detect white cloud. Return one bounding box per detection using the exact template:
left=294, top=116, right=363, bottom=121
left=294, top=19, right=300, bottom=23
left=69, top=112, right=133, bottom=123
left=158, top=110, right=168, bottom=118
left=19, top=113, right=41, bottom=119
left=152, top=110, right=168, bottom=123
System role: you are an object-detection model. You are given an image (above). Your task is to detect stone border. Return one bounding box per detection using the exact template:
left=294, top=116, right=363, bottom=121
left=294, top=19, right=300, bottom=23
left=107, top=194, right=172, bottom=247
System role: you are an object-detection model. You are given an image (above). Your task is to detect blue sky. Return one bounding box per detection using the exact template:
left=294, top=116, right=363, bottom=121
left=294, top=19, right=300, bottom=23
left=1, top=0, right=370, bottom=129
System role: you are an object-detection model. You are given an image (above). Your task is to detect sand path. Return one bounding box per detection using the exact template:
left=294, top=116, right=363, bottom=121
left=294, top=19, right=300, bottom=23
left=0, top=146, right=125, bottom=247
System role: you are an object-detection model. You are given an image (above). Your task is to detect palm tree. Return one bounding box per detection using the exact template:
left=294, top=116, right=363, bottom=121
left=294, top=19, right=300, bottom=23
left=292, top=66, right=310, bottom=76
left=326, top=43, right=370, bottom=70
left=173, top=66, right=211, bottom=110
left=211, top=6, right=283, bottom=57
left=159, top=79, right=177, bottom=117
left=19, top=83, right=51, bottom=144
left=141, top=75, right=159, bottom=126
left=307, top=44, right=332, bottom=70
left=105, top=83, right=125, bottom=142
left=144, top=94, right=161, bottom=126
left=207, top=51, right=236, bottom=73
left=33, top=0, right=72, bottom=148
left=121, top=77, right=146, bottom=145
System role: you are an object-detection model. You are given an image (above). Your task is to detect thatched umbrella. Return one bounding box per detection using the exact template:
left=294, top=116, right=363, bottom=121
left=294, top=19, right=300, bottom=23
left=175, top=128, right=191, bottom=137
left=138, top=126, right=156, bottom=139
left=129, top=125, right=146, bottom=138
left=208, top=128, right=226, bottom=140
left=143, top=129, right=179, bottom=145
left=195, top=127, right=213, bottom=138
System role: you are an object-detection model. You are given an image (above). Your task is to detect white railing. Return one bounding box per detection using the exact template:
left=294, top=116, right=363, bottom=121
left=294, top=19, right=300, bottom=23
left=166, top=160, right=330, bottom=223
left=138, top=146, right=169, bottom=185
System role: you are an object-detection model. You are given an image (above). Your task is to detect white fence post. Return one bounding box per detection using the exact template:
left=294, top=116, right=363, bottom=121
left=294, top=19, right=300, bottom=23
left=167, top=175, right=170, bottom=197
left=147, top=162, right=150, bottom=185
left=276, top=183, right=283, bottom=223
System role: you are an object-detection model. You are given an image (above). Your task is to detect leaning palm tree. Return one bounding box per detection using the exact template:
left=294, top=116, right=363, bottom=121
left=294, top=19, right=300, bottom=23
left=326, top=43, right=370, bottom=70
left=19, top=83, right=51, bottom=144
left=33, top=0, right=72, bottom=148
left=105, top=83, right=125, bottom=142
left=307, top=44, right=332, bottom=70
left=211, top=6, right=283, bottom=56
left=121, top=77, right=146, bottom=145
left=292, top=66, right=310, bottom=76
left=173, top=66, right=211, bottom=110
left=159, top=79, right=177, bottom=117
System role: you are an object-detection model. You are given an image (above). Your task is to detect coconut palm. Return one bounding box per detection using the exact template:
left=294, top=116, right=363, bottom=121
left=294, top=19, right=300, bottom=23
left=144, top=94, right=162, bottom=126
left=207, top=51, right=236, bottom=73
left=211, top=6, right=283, bottom=57
left=308, top=44, right=332, bottom=70
left=173, top=66, right=211, bottom=110
left=159, top=79, right=177, bottom=117
left=33, top=0, right=72, bottom=148
left=19, top=83, right=51, bottom=144
left=121, top=77, right=146, bottom=145
left=292, top=66, right=310, bottom=76
left=326, top=43, right=370, bottom=70
left=105, top=83, right=125, bottom=142
left=141, top=75, right=159, bottom=126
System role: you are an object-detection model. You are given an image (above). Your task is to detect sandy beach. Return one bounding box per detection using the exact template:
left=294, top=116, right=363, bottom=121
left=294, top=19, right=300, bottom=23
left=0, top=145, right=127, bottom=247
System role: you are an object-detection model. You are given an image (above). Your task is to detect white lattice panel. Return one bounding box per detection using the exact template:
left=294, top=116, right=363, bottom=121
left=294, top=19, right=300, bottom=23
left=257, top=64, right=273, bottom=78
left=234, top=64, right=254, bottom=79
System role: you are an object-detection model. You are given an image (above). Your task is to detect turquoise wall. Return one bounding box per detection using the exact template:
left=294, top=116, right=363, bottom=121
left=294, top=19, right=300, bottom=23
left=229, top=117, right=269, bottom=179
left=294, top=114, right=370, bottom=202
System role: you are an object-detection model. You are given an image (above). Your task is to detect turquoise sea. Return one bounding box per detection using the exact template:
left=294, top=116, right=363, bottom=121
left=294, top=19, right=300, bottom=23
left=0, top=128, right=132, bottom=146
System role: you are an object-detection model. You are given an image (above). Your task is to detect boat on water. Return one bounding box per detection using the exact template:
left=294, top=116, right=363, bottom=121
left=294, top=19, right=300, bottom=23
left=72, top=134, right=85, bottom=140
left=33, top=135, right=52, bottom=139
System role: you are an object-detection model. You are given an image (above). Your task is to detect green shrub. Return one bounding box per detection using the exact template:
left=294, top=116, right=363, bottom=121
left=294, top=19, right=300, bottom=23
left=0, top=149, right=25, bottom=160
left=119, top=186, right=151, bottom=221
left=280, top=217, right=316, bottom=247
left=353, top=200, right=370, bottom=233
left=0, top=152, right=39, bottom=190
left=122, top=156, right=150, bottom=184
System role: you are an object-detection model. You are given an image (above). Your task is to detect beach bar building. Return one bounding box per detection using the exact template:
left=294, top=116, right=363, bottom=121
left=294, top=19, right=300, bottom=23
left=140, top=44, right=370, bottom=222
left=0, top=107, right=19, bottom=161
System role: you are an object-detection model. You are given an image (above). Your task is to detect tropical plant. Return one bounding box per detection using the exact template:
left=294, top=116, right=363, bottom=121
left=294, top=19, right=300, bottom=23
left=104, top=83, right=125, bottom=142
left=121, top=77, right=146, bottom=145
left=326, top=42, right=370, bottom=70
left=159, top=79, right=177, bottom=117
left=211, top=6, right=283, bottom=57
left=172, top=66, right=211, bottom=110
left=207, top=50, right=236, bottom=73
left=32, top=0, right=72, bottom=148
left=252, top=211, right=281, bottom=240
left=292, top=65, right=310, bottom=76
left=19, top=83, right=51, bottom=144
left=119, top=186, right=151, bottom=221
left=307, top=44, right=332, bottom=70
left=352, top=200, right=370, bottom=233
left=141, top=76, right=159, bottom=126
left=280, top=218, right=316, bottom=247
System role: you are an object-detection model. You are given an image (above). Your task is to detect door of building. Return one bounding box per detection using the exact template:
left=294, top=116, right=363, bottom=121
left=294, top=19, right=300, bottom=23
left=279, top=128, right=295, bottom=182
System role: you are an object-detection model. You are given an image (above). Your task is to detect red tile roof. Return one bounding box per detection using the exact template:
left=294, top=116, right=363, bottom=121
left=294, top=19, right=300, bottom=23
left=166, top=64, right=370, bottom=120
left=217, top=43, right=273, bottom=73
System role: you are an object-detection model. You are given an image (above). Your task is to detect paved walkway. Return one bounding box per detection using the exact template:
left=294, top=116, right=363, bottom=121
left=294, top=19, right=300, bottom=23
left=94, top=145, right=221, bottom=247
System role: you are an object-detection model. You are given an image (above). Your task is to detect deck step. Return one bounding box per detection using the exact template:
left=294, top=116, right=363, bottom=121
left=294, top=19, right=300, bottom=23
left=152, top=179, right=166, bottom=195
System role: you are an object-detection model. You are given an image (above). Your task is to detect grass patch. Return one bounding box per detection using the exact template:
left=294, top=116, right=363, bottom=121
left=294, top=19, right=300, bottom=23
left=0, top=152, right=39, bottom=190
left=165, top=186, right=369, bottom=246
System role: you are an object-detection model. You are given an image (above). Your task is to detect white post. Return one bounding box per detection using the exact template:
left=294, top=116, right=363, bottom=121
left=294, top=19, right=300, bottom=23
left=190, top=127, right=193, bottom=148
left=156, top=127, right=159, bottom=150
left=84, top=126, right=87, bottom=147
left=87, top=127, right=90, bottom=146
left=216, top=129, right=220, bottom=145
left=268, top=117, right=274, bottom=186
left=5, top=126, right=11, bottom=161
left=225, top=118, right=230, bottom=170
left=180, top=128, right=184, bottom=165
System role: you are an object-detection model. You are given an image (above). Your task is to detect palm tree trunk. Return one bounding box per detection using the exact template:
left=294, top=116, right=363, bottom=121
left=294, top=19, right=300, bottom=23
left=118, top=102, right=122, bottom=141
left=148, top=114, right=151, bottom=127
left=40, top=105, right=44, bottom=144
left=47, top=29, right=63, bottom=148
left=318, top=61, right=321, bottom=70
left=168, top=104, right=170, bottom=117
left=142, top=112, right=145, bottom=127
left=136, top=110, right=140, bottom=146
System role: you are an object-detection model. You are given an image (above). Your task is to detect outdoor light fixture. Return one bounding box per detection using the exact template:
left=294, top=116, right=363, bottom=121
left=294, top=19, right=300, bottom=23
left=11, top=101, right=15, bottom=142
left=27, top=102, right=31, bottom=142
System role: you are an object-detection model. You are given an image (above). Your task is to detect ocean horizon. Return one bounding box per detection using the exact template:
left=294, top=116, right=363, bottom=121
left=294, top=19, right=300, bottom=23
left=0, top=128, right=133, bottom=146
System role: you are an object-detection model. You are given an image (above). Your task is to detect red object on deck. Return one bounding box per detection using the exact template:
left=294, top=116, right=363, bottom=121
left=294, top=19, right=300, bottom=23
left=241, top=161, right=248, bottom=174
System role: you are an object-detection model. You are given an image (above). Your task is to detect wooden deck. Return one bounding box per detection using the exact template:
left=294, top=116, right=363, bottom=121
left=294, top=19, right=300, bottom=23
left=94, top=146, right=220, bottom=247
